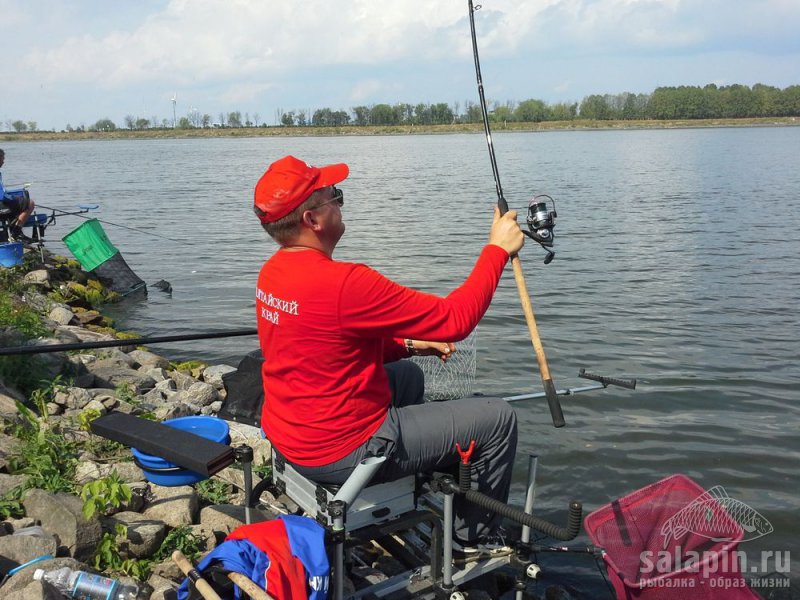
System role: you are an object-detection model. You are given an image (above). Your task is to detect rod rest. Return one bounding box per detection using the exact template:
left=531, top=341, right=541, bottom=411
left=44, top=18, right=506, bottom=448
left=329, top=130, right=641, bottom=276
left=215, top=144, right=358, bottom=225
left=90, top=412, right=235, bottom=477
left=435, top=477, right=582, bottom=541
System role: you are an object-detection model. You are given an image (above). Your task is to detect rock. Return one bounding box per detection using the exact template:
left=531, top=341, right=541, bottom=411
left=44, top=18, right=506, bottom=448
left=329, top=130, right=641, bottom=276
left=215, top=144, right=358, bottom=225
left=82, top=399, right=108, bottom=415
left=74, top=310, right=105, bottom=326
left=99, top=396, right=119, bottom=410
left=0, top=473, right=27, bottom=496
left=75, top=460, right=145, bottom=488
left=48, top=306, right=75, bottom=326
left=53, top=328, right=82, bottom=344
left=0, top=557, right=85, bottom=598
left=6, top=579, right=63, bottom=600
left=202, top=364, right=237, bottom=390
left=110, top=463, right=147, bottom=486
left=0, top=530, right=59, bottom=574
left=142, top=388, right=168, bottom=404
left=150, top=559, right=183, bottom=582
left=71, top=354, right=98, bottom=366
left=144, top=367, right=170, bottom=382
left=74, top=461, right=104, bottom=486
left=94, top=349, right=138, bottom=369
left=143, top=486, right=199, bottom=528
left=129, top=350, right=171, bottom=371
left=124, top=482, right=149, bottom=513
left=22, top=489, right=103, bottom=561
left=102, top=512, right=166, bottom=559
left=228, top=422, right=271, bottom=467
left=13, top=341, right=66, bottom=380
left=153, top=403, right=196, bottom=421
left=20, top=291, right=53, bottom=314
left=197, top=505, right=254, bottom=542
left=146, top=573, right=179, bottom=600
left=188, top=522, right=219, bottom=553
left=89, top=366, right=156, bottom=394
left=53, top=386, right=93, bottom=409
left=0, top=389, right=22, bottom=418
left=55, top=325, right=115, bottom=344
left=6, top=517, right=37, bottom=531
left=168, top=370, right=197, bottom=391
left=114, top=399, right=139, bottom=415
left=180, top=381, right=218, bottom=407
left=0, top=433, right=21, bottom=471
left=22, top=270, right=49, bottom=286
left=155, top=378, right=178, bottom=393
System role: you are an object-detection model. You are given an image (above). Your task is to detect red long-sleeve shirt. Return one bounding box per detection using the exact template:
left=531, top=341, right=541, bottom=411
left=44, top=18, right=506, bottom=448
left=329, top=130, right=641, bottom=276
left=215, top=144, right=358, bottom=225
left=256, top=244, right=509, bottom=465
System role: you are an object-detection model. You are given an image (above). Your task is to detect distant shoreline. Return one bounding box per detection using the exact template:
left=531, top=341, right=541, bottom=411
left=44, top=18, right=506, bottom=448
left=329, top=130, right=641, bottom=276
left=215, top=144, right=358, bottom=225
left=2, top=117, right=797, bottom=142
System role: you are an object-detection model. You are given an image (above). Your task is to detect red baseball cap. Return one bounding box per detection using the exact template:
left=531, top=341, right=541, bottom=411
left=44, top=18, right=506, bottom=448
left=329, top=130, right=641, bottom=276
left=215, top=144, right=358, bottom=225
left=254, top=155, right=349, bottom=223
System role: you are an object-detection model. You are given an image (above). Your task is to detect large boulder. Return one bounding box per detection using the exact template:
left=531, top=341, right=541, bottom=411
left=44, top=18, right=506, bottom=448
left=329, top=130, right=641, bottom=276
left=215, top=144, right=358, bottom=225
left=88, top=366, right=156, bottom=394
left=1, top=557, right=84, bottom=600
left=101, top=511, right=166, bottom=559
left=0, top=529, right=59, bottom=574
left=128, top=350, right=171, bottom=371
left=22, top=489, right=103, bottom=561
left=48, top=306, right=76, bottom=326
left=143, top=486, right=199, bottom=528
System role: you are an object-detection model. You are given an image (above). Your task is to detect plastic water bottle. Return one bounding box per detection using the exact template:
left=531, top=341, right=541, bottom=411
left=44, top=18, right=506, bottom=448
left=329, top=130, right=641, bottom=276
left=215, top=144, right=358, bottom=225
left=33, top=567, right=139, bottom=600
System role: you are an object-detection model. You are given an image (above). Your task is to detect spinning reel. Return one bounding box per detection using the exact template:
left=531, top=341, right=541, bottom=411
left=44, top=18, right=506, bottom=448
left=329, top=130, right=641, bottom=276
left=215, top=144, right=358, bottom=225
left=525, top=194, right=557, bottom=264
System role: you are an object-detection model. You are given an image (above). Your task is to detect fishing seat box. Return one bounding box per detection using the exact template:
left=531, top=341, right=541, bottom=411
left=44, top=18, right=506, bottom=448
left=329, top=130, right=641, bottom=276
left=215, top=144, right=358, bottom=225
left=272, top=453, right=416, bottom=532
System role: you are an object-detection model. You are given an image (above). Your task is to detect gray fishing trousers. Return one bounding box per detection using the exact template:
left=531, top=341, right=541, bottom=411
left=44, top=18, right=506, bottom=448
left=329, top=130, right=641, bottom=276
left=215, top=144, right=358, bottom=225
left=288, top=360, right=518, bottom=543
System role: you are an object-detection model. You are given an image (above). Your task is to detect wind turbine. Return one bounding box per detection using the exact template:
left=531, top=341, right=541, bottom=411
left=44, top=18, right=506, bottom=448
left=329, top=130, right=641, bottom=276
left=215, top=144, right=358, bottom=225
left=171, top=93, right=177, bottom=128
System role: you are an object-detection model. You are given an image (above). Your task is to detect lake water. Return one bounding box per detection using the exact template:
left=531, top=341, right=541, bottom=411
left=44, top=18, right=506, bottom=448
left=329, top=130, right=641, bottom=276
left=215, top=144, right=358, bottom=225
left=5, top=127, right=799, bottom=596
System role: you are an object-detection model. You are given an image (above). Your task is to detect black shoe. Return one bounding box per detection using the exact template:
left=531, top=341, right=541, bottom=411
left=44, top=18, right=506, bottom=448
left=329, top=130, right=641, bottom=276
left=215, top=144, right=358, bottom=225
left=8, top=225, right=32, bottom=243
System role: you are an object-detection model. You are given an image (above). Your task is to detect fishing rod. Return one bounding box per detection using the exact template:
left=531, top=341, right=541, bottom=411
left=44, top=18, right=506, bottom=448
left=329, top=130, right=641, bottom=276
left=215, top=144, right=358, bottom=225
left=37, top=203, right=175, bottom=241
left=0, top=328, right=257, bottom=356
left=467, top=0, right=565, bottom=428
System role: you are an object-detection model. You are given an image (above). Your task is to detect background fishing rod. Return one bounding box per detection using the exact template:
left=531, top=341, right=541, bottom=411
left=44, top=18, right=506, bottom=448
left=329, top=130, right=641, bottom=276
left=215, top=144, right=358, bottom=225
left=36, top=202, right=175, bottom=241
left=467, top=0, right=565, bottom=428
left=0, top=328, right=258, bottom=356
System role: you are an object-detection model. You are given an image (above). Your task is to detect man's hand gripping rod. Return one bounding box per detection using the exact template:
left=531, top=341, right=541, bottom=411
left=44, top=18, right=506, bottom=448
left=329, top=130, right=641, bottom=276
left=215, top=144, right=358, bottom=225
left=467, top=0, right=565, bottom=427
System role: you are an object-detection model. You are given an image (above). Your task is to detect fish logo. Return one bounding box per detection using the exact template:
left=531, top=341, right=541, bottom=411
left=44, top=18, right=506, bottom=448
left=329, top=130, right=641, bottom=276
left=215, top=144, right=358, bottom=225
left=660, top=485, right=773, bottom=548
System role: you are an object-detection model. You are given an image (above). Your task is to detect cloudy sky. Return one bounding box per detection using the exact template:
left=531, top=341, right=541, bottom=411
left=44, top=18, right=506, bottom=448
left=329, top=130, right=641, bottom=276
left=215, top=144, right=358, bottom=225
left=2, top=0, right=799, bottom=131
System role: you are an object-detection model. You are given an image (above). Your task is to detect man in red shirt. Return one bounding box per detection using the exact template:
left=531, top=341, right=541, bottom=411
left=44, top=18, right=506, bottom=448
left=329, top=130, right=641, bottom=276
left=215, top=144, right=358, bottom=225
left=254, top=155, right=523, bottom=546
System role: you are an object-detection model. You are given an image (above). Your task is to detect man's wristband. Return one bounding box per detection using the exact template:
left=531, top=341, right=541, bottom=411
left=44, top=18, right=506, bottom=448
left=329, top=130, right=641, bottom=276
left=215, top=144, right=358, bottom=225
left=404, top=339, right=418, bottom=356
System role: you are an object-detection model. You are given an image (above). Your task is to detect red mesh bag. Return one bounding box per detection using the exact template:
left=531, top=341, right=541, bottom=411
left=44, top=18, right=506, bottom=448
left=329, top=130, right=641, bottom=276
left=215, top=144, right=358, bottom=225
left=584, top=474, right=760, bottom=600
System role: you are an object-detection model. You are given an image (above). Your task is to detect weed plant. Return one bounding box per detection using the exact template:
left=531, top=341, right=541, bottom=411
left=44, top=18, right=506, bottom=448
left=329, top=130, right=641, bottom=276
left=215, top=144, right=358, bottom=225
left=0, top=279, right=49, bottom=394
left=93, top=523, right=206, bottom=581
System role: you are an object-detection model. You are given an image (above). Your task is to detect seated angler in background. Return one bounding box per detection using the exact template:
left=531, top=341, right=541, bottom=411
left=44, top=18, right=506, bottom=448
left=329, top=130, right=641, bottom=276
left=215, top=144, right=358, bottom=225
left=253, top=155, right=525, bottom=550
left=0, top=149, right=36, bottom=242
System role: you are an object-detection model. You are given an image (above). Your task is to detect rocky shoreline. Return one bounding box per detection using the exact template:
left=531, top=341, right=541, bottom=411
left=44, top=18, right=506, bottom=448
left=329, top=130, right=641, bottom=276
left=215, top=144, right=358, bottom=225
left=0, top=247, right=562, bottom=600
left=0, top=248, right=276, bottom=599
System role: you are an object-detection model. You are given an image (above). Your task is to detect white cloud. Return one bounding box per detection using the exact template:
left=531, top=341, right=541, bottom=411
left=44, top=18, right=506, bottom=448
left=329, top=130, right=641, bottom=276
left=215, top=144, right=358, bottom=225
left=2, top=0, right=798, bottom=129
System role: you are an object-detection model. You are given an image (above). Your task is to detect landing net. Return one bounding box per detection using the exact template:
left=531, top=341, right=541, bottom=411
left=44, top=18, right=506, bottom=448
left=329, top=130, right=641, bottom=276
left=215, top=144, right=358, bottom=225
left=411, top=330, right=476, bottom=401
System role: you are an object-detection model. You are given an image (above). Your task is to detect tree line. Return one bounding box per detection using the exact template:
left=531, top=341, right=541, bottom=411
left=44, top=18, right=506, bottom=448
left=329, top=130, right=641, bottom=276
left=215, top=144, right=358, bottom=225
left=283, top=83, right=800, bottom=126
left=4, top=83, right=798, bottom=133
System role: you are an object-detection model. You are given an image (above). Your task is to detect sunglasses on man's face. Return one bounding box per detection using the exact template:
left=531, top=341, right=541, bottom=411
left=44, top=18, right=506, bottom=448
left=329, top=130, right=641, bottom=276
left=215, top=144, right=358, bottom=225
left=313, top=186, right=344, bottom=210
